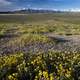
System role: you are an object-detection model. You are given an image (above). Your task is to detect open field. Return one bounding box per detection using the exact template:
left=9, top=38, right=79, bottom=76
left=1, top=13, right=80, bottom=79
left=1, top=13, right=80, bottom=24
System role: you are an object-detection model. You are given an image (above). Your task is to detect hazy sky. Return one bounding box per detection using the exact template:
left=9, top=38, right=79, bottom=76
left=0, top=0, right=80, bottom=11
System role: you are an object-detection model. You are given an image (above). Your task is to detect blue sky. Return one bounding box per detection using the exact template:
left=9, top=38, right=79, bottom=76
left=0, top=0, right=80, bottom=11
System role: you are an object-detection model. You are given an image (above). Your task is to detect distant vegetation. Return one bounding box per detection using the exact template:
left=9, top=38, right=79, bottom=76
left=0, top=13, right=80, bottom=24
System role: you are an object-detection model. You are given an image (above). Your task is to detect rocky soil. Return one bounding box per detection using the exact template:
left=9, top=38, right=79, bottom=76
left=1, top=33, right=80, bottom=54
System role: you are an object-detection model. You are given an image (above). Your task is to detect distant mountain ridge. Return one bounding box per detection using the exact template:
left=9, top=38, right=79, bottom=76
left=0, top=9, right=62, bottom=14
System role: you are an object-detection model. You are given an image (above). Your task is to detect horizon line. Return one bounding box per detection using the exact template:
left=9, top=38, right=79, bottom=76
left=1, top=8, right=80, bottom=12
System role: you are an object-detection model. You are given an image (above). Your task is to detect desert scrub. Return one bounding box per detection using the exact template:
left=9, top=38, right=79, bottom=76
left=17, top=23, right=80, bottom=35
left=0, top=51, right=80, bottom=80
left=6, top=33, right=53, bottom=48
left=0, top=30, right=5, bottom=37
left=18, top=25, right=49, bottom=34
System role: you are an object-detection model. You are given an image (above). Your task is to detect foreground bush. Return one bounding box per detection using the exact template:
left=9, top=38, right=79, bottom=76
left=0, top=51, right=80, bottom=80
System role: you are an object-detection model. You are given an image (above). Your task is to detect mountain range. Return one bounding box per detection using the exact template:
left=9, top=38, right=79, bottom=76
left=0, top=9, right=62, bottom=14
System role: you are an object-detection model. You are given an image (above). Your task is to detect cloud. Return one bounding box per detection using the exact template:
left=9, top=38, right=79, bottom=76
left=70, top=8, right=80, bottom=12
left=0, top=0, right=11, bottom=6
